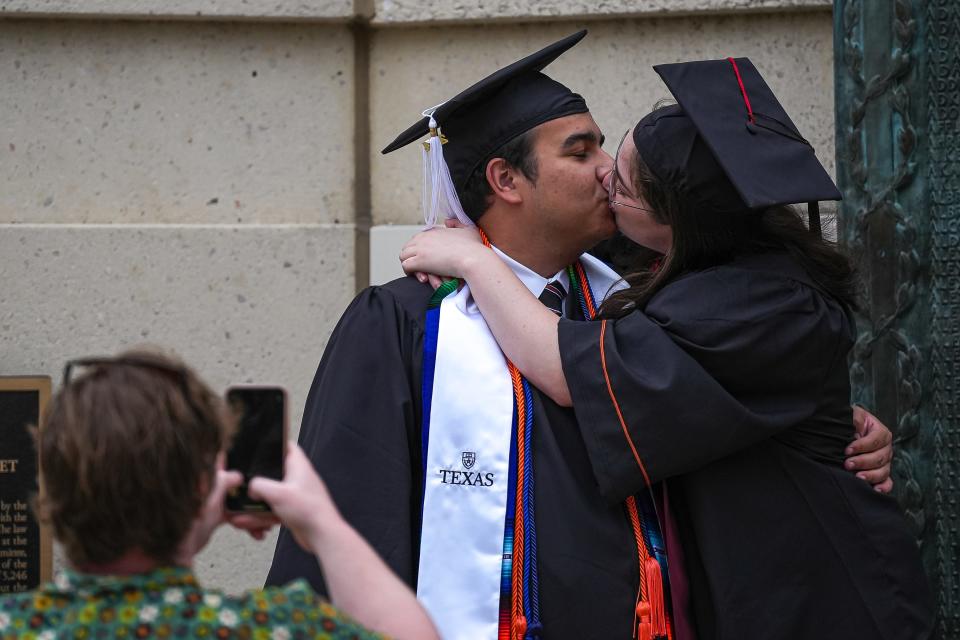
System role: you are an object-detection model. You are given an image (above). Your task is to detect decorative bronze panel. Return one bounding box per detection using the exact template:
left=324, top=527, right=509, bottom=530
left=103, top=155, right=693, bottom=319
left=835, top=0, right=958, bottom=635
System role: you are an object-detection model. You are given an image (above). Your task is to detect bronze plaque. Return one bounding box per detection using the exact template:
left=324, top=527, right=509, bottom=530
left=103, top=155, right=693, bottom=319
left=0, top=377, right=52, bottom=593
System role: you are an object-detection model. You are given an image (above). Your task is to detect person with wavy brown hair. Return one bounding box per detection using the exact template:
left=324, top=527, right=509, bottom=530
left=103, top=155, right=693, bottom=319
left=0, top=349, right=438, bottom=640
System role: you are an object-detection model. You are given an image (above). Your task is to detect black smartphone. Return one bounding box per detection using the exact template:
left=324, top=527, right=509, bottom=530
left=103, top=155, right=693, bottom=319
left=224, top=386, right=287, bottom=513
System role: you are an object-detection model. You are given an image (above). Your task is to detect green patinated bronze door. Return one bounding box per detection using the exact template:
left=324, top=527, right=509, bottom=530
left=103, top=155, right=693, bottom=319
left=835, top=0, right=958, bottom=636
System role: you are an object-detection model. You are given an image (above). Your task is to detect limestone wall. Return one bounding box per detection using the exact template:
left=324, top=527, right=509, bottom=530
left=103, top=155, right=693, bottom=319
left=0, top=0, right=835, bottom=593
left=0, top=13, right=359, bottom=593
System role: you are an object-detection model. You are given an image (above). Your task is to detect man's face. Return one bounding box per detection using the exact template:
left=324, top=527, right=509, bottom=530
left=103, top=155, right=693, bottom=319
left=519, top=113, right=616, bottom=253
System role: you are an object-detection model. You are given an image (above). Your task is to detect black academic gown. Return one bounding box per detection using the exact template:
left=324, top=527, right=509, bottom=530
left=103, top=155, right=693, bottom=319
left=266, top=276, right=644, bottom=639
left=559, top=252, right=933, bottom=640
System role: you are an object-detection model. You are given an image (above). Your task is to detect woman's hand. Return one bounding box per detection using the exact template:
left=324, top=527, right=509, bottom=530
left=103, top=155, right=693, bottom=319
left=400, top=221, right=489, bottom=283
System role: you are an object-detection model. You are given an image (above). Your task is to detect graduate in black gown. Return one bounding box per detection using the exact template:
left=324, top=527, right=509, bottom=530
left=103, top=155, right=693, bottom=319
left=398, top=58, right=931, bottom=638
left=268, top=33, right=655, bottom=639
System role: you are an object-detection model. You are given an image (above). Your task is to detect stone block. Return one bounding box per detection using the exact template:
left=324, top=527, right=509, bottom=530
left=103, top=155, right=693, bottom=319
left=0, top=20, right=354, bottom=224
left=372, top=0, right=830, bottom=25
left=370, top=13, right=834, bottom=226
left=0, top=1, right=357, bottom=21
left=370, top=223, right=418, bottom=285
left=0, top=222, right=355, bottom=591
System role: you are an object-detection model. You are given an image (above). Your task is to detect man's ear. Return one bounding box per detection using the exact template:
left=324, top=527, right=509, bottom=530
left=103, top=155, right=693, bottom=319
left=485, top=157, right=525, bottom=205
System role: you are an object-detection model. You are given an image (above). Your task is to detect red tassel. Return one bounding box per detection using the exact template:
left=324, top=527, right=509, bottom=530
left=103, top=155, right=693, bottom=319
left=512, top=615, right=527, bottom=640
left=636, top=602, right=653, bottom=640
left=645, top=556, right=669, bottom=638
left=638, top=621, right=653, bottom=640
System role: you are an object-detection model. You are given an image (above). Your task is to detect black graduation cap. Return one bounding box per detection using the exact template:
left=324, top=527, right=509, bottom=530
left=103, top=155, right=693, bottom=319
left=633, top=57, right=840, bottom=232
left=382, top=30, right=589, bottom=207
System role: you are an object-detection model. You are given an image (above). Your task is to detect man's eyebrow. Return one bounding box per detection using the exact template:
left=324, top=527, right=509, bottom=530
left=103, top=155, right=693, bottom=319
left=561, top=131, right=602, bottom=148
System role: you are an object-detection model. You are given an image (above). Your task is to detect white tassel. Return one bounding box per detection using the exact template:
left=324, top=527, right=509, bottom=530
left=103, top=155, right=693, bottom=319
left=420, top=107, right=474, bottom=229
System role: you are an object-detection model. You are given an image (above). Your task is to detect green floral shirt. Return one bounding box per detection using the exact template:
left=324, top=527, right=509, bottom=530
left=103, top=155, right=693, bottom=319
left=0, top=566, right=387, bottom=640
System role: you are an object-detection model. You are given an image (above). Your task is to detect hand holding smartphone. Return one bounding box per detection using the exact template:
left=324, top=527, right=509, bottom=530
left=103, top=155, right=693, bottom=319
left=224, top=386, right=287, bottom=513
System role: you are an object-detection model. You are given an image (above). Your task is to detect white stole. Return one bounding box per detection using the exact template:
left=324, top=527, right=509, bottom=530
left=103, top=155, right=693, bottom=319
left=416, top=252, right=622, bottom=640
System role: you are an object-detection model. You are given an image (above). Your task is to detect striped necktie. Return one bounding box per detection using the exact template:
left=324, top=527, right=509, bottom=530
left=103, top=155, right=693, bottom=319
left=538, top=279, right=567, bottom=317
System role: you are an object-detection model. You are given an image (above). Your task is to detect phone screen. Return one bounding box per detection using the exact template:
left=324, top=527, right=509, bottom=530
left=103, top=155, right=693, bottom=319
left=225, top=387, right=285, bottom=512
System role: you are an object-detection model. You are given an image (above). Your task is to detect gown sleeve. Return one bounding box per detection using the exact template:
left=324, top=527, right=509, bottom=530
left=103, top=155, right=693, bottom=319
left=558, top=266, right=851, bottom=504
left=265, top=284, right=425, bottom=594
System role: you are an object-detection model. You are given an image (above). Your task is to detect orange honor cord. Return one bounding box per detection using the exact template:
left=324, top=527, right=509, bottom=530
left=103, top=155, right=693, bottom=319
left=600, top=320, right=672, bottom=639
left=574, top=261, right=598, bottom=318
left=628, top=496, right=650, bottom=640
left=510, top=364, right=527, bottom=640
left=599, top=320, right=652, bottom=487
left=628, top=497, right=671, bottom=640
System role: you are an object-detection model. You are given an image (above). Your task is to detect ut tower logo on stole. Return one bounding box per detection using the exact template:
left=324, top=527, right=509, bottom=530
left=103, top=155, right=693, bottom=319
left=437, top=452, right=494, bottom=487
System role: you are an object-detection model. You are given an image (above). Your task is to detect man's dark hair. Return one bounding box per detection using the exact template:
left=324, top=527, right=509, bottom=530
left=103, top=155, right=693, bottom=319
left=457, top=130, right=539, bottom=220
